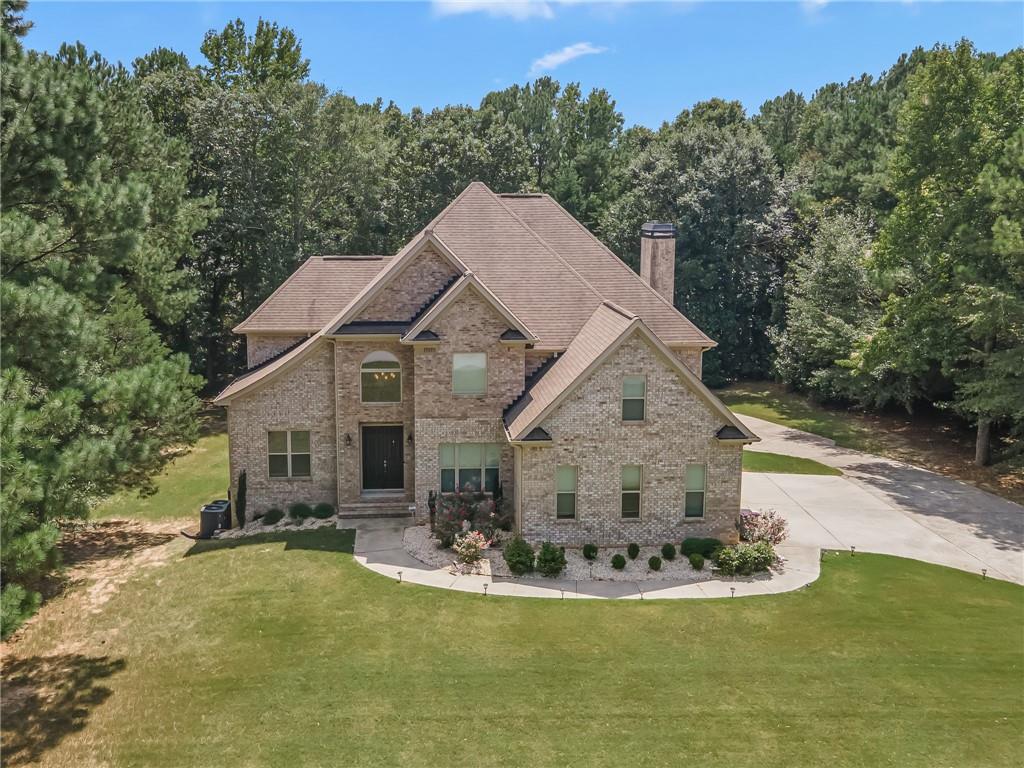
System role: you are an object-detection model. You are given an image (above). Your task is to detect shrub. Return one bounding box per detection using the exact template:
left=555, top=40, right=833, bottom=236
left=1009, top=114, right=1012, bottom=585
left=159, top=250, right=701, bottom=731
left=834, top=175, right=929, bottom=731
left=648, top=556, right=662, bottom=571
left=713, top=542, right=776, bottom=576
left=235, top=471, right=247, bottom=528
left=311, top=502, right=334, bottom=519
left=433, top=487, right=514, bottom=547
left=536, top=542, right=567, bottom=577
left=681, top=537, right=722, bottom=558
left=453, top=531, right=490, bottom=564
left=611, top=553, right=627, bottom=570
left=503, top=537, right=535, bottom=575
left=627, top=543, right=640, bottom=560
left=288, top=503, right=313, bottom=520
left=661, top=543, right=677, bottom=561
left=582, top=543, right=598, bottom=561
left=688, top=553, right=705, bottom=571
left=737, top=509, right=789, bottom=544
left=262, top=508, right=284, bottom=526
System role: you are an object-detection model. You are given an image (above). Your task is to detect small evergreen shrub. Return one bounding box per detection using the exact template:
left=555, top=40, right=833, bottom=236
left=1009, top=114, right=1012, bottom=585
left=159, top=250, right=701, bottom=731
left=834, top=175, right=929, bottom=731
left=611, top=554, right=627, bottom=570
left=262, top=508, right=284, bottom=526
left=503, top=537, right=535, bottom=575
left=661, top=543, right=677, bottom=561
left=713, top=542, right=775, bottom=576
left=582, top=543, right=598, bottom=561
left=235, top=471, right=247, bottom=528
left=681, top=537, right=722, bottom=558
left=311, top=502, right=334, bottom=519
left=648, top=556, right=662, bottom=571
left=688, top=553, right=705, bottom=571
left=536, top=542, right=567, bottom=577
left=288, top=503, right=313, bottom=520
left=627, top=543, right=640, bottom=560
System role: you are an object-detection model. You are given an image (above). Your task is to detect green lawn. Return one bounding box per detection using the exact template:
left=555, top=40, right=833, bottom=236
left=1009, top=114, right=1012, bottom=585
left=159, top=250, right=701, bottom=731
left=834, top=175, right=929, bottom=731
left=92, top=433, right=228, bottom=521
left=5, top=529, right=1022, bottom=768
left=743, top=450, right=842, bottom=476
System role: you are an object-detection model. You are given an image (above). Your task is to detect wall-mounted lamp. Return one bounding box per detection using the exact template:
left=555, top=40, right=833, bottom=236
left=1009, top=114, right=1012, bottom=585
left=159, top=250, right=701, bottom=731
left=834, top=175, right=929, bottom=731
left=407, top=432, right=414, bottom=446
left=344, top=433, right=353, bottom=447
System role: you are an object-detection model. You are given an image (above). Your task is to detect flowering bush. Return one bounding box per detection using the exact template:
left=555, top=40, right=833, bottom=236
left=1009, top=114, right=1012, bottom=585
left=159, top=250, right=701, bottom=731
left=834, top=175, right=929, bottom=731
left=453, top=530, right=490, bottom=565
left=431, top=485, right=513, bottom=547
left=737, top=509, right=789, bottom=545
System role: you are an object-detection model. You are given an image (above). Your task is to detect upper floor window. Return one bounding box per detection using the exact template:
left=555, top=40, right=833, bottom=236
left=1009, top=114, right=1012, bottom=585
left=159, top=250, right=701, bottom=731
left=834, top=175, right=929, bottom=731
left=622, top=376, right=646, bottom=421
left=452, top=353, right=487, bottom=395
left=684, top=463, right=706, bottom=518
left=439, top=443, right=500, bottom=493
left=268, top=430, right=310, bottom=478
left=361, top=351, right=402, bottom=403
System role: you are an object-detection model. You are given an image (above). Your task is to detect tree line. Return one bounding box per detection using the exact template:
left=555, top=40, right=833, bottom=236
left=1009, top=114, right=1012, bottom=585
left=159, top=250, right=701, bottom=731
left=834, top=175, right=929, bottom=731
left=1, top=3, right=1021, bottom=634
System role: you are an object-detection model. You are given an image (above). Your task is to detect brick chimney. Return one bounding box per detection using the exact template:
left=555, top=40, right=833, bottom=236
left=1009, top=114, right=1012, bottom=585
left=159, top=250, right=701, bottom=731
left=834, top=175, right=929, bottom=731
left=639, top=221, right=676, bottom=304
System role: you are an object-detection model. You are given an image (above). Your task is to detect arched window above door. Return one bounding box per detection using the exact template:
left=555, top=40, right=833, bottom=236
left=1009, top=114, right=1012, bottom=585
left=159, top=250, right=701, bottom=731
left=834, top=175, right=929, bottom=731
left=361, top=351, right=402, bottom=403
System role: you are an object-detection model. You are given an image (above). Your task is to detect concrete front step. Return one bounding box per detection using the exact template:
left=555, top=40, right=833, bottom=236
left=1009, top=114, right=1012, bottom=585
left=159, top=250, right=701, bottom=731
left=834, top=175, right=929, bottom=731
left=337, top=501, right=416, bottom=520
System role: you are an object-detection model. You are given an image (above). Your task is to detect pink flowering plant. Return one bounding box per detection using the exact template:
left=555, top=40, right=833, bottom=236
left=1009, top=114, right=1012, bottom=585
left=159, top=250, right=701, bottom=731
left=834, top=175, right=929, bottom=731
left=736, top=508, right=789, bottom=545
left=431, top=484, right=513, bottom=548
left=452, top=530, right=490, bottom=565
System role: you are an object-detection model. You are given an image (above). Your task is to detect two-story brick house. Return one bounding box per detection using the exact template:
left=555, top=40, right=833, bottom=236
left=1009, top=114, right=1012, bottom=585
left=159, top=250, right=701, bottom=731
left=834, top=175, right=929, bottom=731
left=214, top=182, right=758, bottom=545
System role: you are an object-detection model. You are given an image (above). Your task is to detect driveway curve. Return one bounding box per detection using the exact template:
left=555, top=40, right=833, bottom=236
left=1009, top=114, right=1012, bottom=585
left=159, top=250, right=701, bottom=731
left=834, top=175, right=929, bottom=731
left=740, top=415, right=1024, bottom=584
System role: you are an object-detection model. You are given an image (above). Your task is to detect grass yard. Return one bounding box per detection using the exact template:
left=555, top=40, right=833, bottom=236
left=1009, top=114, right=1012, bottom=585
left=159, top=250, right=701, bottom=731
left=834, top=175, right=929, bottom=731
left=742, top=450, right=842, bottom=476
left=4, top=528, right=1022, bottom=768
left=92, top=433, right=228, bottom=522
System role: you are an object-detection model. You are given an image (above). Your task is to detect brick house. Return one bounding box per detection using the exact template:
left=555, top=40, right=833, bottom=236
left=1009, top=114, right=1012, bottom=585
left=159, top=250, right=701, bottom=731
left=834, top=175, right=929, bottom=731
left=214, top=182, right=758, bottom=544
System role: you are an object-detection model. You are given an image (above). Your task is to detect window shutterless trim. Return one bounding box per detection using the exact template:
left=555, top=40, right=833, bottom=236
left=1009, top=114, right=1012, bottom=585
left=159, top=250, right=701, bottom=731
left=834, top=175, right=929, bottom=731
left=452, top=352, right=487, bottom=396
left=439, top=442, right=500, bottom=493
left=622, top=375, right=646, bottom=422
left=684, top=462, right=707, bottom=519
left=555, top=464, right=578, bottom=520
left=268, top=430, right=311, bottom=479
left=359, top=351, right=402, bottom=404
left=620, top=464, right=642, bottom=519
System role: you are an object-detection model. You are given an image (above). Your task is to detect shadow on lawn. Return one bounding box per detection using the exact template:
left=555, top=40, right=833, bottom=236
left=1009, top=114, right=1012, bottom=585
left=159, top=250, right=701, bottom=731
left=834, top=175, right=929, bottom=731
left=185, top=528, right=355, bottom=557
left=61, top=520, right=177, bottom=570
left=1, top=654, right=127, bottom=766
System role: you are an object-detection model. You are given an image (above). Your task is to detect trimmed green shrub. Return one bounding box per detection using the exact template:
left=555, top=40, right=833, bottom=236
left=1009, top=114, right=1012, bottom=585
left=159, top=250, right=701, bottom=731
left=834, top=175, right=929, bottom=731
left=503, top=537, right=535, bottom=575
left=682, top=537, right=722, bottom=559
left=582, top=543, right=598, bottom=560
left=235, top=471, right=247, bottom=528
left=688, top=552, right=705, bottom=571
left=262, top=508, right=284, bottom=526
left=288, top=503, right=313, bottom=520
left=311, top=502, right=334, bottom=519
left=536, top=542, right=567, bottom=577
left=713, top=542, right=775, bottom=576
left=648, top=556, right=662, bottom=571
left=661, top=543, right=677, bottom=561
left=627, top=543, right=640, bottom=560
left=611, top=553, right=627, bottom=570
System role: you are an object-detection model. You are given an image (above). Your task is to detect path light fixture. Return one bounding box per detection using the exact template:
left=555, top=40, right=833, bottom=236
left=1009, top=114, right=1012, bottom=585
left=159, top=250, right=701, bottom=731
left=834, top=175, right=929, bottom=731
left=730, top=587, right=736, bottom=598
left=560, top=589, right=564, bottom=600
left=982, top=569, right=988, bottom=580
left=850, top=546, right=856, bottom=556
left=483, top=583, right=488, bottom=596
left=397, top=570, right=403, bottom=583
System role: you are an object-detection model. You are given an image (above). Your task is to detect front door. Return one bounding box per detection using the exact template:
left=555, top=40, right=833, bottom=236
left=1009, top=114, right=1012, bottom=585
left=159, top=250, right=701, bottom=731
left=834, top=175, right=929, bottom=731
left=361, top=425, right=404, bottom=491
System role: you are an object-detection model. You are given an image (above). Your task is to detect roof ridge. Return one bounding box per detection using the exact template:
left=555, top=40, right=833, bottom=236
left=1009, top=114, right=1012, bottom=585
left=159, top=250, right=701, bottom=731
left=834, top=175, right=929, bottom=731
left=600, top=300, right=637, bottom=320
left=528, top=193, right=714, bottom=346
left=234, top=256, right=315, bottom=333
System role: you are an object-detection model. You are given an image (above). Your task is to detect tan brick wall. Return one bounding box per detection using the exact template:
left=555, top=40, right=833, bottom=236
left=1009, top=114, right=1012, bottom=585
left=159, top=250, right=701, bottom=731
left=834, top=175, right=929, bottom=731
left=246, top=334, right=307, bottom=368
left=412, top=286, right=525, bottom=515
left=227, top=343, right=337, bottom=519
left=333, top=340, right=415, bottom=503
left=519, top=333, right=742, bottom=546
left=670, top=346, right=703, bottom=379
left=355, top=246, right=460, bottom=322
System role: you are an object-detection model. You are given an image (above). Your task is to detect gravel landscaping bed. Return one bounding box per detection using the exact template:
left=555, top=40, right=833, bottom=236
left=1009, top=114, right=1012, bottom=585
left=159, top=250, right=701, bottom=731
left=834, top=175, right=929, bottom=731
left=402, top=524, right=721, bottom=583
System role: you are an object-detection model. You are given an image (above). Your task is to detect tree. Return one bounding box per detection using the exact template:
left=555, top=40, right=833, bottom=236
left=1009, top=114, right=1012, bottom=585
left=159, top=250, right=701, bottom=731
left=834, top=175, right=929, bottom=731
left=1, top=0, right=30, bottom=37
left=199, top=17, right=309, bottom=87
left=753, top=90, right=806, bottom=172
left=0, top=36, right=207, bottom=635
left=866, top=43, right=1024, bottom=465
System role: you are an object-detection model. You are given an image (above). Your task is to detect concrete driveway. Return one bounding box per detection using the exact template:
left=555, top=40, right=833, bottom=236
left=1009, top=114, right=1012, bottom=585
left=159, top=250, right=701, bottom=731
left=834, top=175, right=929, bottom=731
left=739, top=415, right=1024, bottom=584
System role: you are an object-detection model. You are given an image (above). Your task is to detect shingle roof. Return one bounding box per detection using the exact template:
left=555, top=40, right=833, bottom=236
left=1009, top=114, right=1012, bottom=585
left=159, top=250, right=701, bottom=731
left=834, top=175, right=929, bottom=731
left=214, top=334, right=323, bottom=403
left=234, top=256, right=391, bottom=333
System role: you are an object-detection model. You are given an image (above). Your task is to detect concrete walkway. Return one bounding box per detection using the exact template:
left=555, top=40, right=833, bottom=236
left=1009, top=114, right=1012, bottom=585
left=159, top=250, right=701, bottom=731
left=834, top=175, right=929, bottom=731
left=349, top=518, right=821, bottom=600
left=740, top=415, right=1024, bottom=584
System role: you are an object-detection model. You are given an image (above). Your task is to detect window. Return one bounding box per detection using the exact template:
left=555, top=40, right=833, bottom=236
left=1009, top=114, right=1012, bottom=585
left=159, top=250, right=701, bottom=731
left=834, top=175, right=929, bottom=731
left=268, top=430, right=311, bottom=478
left=621, top=465, right=642, bottom=518
left=440, top=443, right=500, bottom=492
left=361, top=351, right=402, bottom=403
left=685, top=463, right=706, bottom=518
left=453, top=353, right=487, bottom=395
left=622, top=376, right=646, bottom=421
left=556, top=465, right=577, bottom=519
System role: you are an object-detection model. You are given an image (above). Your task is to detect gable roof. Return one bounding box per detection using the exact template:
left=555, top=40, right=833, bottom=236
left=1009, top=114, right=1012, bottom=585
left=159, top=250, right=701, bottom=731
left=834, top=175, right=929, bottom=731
left=214, top=334, right=324, bottom=404
left=234, top=256, right=391, bottom=334
left=401, top=272, right=537, bottom=344
left=504, top=302, right=756, bottom=443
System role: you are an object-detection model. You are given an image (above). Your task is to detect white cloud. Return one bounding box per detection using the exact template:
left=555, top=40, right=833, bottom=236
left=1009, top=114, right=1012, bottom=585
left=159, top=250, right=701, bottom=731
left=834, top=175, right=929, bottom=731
left=529, top=41, right=608, bottom=75
left=432, top=0, right=556, bottom=21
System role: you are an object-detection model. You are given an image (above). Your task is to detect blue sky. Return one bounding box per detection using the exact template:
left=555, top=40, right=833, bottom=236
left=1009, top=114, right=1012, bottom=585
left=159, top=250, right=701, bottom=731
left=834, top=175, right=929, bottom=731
left=24, top=1, right=1024, bottom=127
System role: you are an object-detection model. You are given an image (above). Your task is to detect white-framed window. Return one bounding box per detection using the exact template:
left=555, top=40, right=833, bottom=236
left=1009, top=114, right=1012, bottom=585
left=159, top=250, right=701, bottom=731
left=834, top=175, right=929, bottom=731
left=622, top=375, right=646, bottom=421
left=621, top=464, right=642, bottom=518
left=439, top=443, right=500, bottom=493
left=361, top=351, right=402, bottom=403
left=452, top=353, right=487, bottom=395
left=555, top=465, right=577, bottom=520
left=684, top=463, right=706, bottom=518
left=268, top=430, right=311, bottom=478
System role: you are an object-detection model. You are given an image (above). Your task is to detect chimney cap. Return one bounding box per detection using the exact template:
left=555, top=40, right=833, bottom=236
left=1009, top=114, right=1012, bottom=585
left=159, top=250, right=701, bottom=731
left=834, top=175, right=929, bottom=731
left=641, top=221, right=677, bottom=239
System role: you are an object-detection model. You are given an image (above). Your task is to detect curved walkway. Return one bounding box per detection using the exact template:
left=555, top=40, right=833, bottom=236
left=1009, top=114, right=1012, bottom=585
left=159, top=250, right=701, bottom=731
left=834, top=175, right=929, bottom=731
left=349, top=518, right=820, bottom=600
left=740, top=415, right=1024, bottom=584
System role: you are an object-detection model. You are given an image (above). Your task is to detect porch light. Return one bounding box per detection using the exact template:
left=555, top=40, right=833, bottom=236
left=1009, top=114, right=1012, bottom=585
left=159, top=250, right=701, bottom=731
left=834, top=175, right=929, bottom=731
left=344, top=433, right=353, bottom=447
left=407, top=432, right=414, bottom=445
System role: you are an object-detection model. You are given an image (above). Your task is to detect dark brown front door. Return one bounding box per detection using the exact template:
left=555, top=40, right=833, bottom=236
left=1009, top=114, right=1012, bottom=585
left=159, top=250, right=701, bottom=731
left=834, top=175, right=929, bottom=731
left=362, top=425, right=404, bottom=491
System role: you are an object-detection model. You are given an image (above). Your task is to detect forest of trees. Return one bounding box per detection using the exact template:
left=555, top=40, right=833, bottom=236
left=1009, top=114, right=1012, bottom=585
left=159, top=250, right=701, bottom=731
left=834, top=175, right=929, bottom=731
left=1, top=1, right=1021, bottom=634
